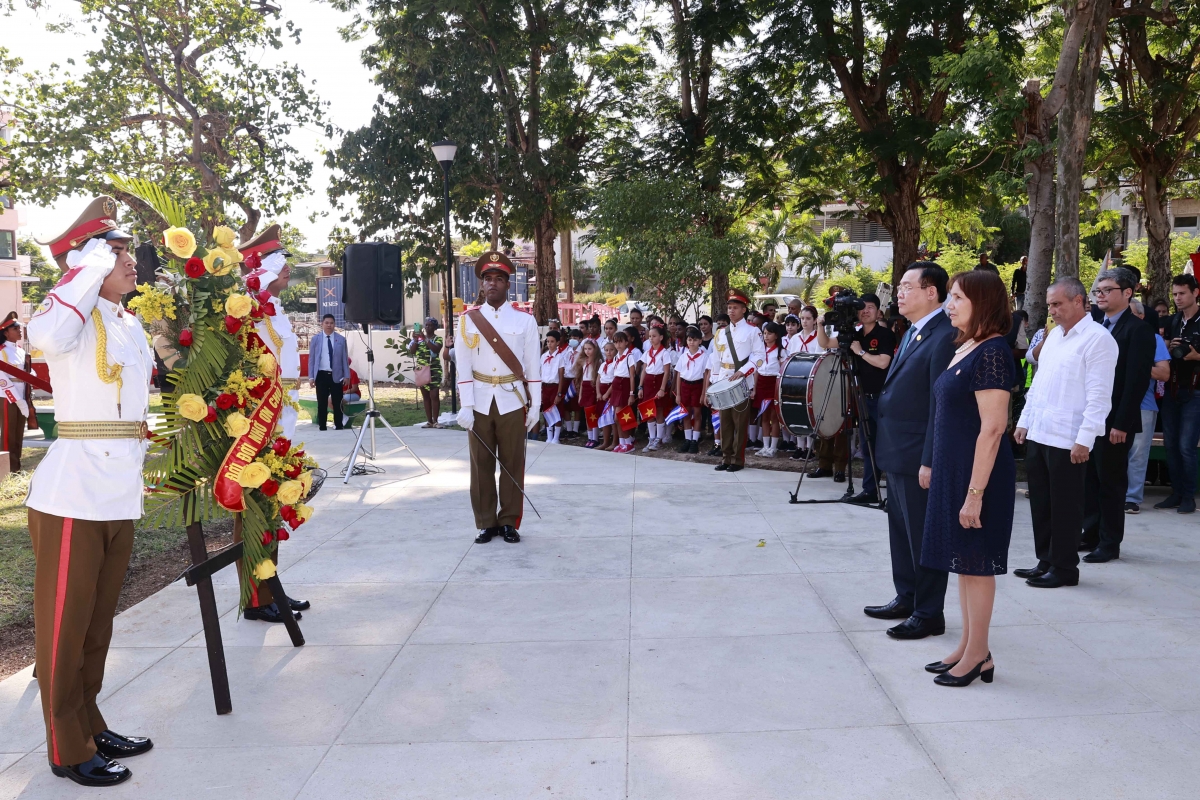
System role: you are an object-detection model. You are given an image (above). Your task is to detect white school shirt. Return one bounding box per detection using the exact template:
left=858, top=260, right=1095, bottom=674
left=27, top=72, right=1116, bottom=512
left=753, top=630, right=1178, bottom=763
left=1016, top=317, right=1117, bottom=450
left=540, top=348, right=564, bottom=384
left=676, top=347, right=709, bottom=382
left=614, top=348, right=639, bottom=379
left=599, top=359, right=616, bottom=385
left=0, top=341, right=29, bottom=418
left=562, top=345, right=578, bottom=378
left=787, top=330, right=820, bottom=356
left=759, top=344, right=784, bottom=377
left=596, top=334, right=611, bottom=350
left=640, top=345, right=674, bottom=376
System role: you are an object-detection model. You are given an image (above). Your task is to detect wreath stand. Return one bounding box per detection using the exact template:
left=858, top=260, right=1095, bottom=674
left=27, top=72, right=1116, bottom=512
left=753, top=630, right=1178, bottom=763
left=183, top=515, right=305, bottom=715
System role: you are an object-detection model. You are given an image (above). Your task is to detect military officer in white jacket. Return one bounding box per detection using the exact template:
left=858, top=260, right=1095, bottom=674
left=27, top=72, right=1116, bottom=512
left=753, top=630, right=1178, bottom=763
left=26, top=197, right=154, bottom=787
left=454, top=251, right=541, bottom=544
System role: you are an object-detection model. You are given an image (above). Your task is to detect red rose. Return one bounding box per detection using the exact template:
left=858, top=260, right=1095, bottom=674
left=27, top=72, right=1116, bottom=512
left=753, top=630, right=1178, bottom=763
left=263, top=302, right=277, bottom=317
left=294, top=450, right=305, bottom=459
left=284, top=464, right=302, bottom=479
left=245, top=274, right=261, bottom=292
left=250, top=304, right=264, bottom=319
left=257, top=290, right=272, bottom=304
left=203, top=406, right=218, bottom=423
left=245, top=252, right=262, bottom=270
left=277, top=529, right=291, bottom=541
left=272, top=438, right=292, bottom=456
left=260, top=479, right=279, bottom=497
left=280, top=505, right=296, bottom=522
left=184, top=258, right=205, bottom=278
left=216, top=393, right=236, bottom=410
left=224, top=315, right=242, bottom=335
left=248, top=380, right=268, bottom=399
left=178, top=329, right=193, bottom=347
left=289, top=516, right=304, bottom=530
left=261, top=531, right=273, bottom=546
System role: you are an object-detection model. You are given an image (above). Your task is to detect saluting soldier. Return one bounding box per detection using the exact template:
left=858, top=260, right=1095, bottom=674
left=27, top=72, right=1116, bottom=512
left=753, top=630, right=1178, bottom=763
left=26, top=197, right=154, bottom=787
left=707, top=290, right=765, bottom=472
left=454, top=252, right=541, bottom=544
left=0, top=313, right=31, bottom=472
left=237, top=224, right=309, bottom=622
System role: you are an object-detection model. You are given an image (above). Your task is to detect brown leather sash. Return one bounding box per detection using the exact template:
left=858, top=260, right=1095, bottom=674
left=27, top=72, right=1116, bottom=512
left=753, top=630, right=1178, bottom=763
left=466, top=309, right=530, bottom=407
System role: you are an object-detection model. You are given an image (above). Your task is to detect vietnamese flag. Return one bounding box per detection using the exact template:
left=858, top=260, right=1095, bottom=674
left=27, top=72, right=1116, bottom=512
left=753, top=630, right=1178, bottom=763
left=618, top=406, right=639, bottom=432
left=584, top=405, right=600, bottom=429
left=637, top=397, right=658, bottom=422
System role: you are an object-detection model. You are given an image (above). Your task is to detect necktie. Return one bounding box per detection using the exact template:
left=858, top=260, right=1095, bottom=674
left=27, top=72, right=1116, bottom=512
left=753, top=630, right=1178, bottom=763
left=1104, top=317, right=1113, bottom=331
left=898, top=327, right=915, bottom=359
left=326, top=334, right=334, bottom=372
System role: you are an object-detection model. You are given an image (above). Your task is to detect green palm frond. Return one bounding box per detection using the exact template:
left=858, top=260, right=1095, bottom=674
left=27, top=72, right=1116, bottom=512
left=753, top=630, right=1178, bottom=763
left=107, top=174, right=189, bottom=229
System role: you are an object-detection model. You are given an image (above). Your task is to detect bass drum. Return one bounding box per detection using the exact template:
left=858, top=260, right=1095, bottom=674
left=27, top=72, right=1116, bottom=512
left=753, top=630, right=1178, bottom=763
left=777, top=352, right=848, bottom=438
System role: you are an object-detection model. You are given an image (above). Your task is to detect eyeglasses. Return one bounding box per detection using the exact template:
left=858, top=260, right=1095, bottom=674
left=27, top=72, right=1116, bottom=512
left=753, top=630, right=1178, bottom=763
left=1092, top=286, right=1122, bottom=297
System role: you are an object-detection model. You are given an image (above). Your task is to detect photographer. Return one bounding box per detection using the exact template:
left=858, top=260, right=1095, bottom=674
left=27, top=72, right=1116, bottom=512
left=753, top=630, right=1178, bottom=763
left=817, top=292, right=895, bottom=502
left=1156, top=274, right=1200, bottom=514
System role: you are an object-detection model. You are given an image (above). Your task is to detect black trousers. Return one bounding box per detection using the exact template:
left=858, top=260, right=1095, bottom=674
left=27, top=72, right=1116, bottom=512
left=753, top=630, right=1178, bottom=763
left=1081, top=434, right=1133, bottom=554
left=1026, top=439, right=1087, bottom=580
left=887, top=471, right=948, bottom=619
left=315, top=371, right=344, bottom=430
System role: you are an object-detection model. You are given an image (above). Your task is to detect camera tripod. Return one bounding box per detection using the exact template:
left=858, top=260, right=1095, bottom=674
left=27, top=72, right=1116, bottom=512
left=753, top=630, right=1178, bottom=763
left=787, top=338, right=886, bottom=512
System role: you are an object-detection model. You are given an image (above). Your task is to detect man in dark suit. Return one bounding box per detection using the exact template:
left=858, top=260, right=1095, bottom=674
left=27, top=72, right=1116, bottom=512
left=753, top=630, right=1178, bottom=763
left=1080, top=267, right=1156, bottom=562
left=866, top=262, right=958, bottom=639
left=308, top=314, right=352, bottom=431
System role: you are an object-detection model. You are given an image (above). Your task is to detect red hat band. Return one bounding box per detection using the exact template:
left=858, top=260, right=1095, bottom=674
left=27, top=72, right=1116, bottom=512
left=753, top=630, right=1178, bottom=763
left=239, top=239, right=282, bottom=258
left=49, top=218, right=119, bottom=258
left=727, top=291, right=751, bottom=306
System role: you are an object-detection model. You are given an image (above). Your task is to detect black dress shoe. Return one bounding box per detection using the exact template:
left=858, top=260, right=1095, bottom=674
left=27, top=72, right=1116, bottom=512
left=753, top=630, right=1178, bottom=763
left=934, top=655, right=994, bottom=687
left=846, top=491, right=879, bottom=505
left=924, top=659, right=959, bottom=674
left=1180, top=497, right=1196, bottom=514
left=887, top=614, right=946, bottom=639
left=715, top=463, right=729, bottom=471
left=51, top=753, right=131, bottom=787
left=863, top=599, right=913, bottom=620
left=288, top=597, right=311, bottom=611
left=1026, top=570, right=1078, bottom=588
left=501, top=525, right=521, bottom=543
left=1154, top=495, right=1182, bottom=510
left=707, top=446, right=723, bottom=457
left=475, top=527, right=499, bottom=544
left=807, top=467, right=833, bottom=478
left=94, top=730, right=153, bottom=759
left=727, top=464, right=744, bottom=472
left=243, top=603, right=301, bottom=623
left=833, top=471, right=846, bottom=483
left=1012, top=565, right=1046, bottom=579
left=1083, top=549, right=1118, bottom=563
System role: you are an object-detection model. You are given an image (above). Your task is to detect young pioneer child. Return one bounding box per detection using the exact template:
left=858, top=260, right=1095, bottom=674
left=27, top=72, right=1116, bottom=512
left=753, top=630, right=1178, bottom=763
left=598, top=341, right=618, bottom=451
left=610, top=331, right=636, bottom=453
left=674, top=325, right=710, bottom=453
left=637, top=324, right=675, bottom=451
left=754, top=321, right=785, bottom=457
left=577, top=338, right=602, bottom=448
left=540, top=329, right=565, bottom=443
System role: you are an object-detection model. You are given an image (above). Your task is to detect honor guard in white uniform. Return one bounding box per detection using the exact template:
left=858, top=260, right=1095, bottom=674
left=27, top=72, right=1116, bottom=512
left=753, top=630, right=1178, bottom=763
left=237, top=224, right=309, bottom=622
left=26, top=197, right=154, bottom=787
left=707, top=290, right=765, bottom=471
left=454, top=252, right=541, bottom=544
left=0, top=313, right=31, bottom=472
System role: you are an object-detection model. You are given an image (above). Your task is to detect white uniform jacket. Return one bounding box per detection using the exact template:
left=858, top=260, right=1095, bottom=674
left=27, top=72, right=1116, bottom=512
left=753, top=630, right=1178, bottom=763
left=27, top=259, right=153, bottom=521
left=0, top=342, right=30, bottom=418
left=707, top=319, right=765, bottom=384
left=454, top=302, right=541, bottom=416
left=255, top=297, right=300, bottom=439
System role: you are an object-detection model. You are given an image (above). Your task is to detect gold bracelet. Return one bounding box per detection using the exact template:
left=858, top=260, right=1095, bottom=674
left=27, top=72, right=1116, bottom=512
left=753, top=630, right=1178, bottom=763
left=967, top=487, right=984, bottom=496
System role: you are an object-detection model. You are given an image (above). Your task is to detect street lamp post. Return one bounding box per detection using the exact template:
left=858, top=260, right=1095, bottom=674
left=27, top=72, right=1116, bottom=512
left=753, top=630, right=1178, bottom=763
left=432, top=139, right=458, bottom=413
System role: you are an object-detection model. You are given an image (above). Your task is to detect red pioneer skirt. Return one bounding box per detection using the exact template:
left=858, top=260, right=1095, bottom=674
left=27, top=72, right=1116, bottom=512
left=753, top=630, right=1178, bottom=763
left=610, top=375, right=631, bottom=409
left=642, top=372, right=670, bottom=416
left=541, top=383, right=559, bottom=412
left=755, top=374, right=779, bottom=417
left=679, top=378, right=704, bottom=408
left=579, top=379, right=597, bottom=410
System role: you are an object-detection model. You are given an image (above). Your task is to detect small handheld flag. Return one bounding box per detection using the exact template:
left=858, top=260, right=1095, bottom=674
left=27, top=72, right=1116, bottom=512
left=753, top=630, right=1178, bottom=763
left=584, top=405, right=600, bottom=429
left=543, top=406, right=562, bottom=426
left=711, top=410, right=721, bottom=433
left=755, top=398, right=772, bottom=420
left=598, top=401, right=615, bottom=427
left=618, top=406, right=639, bottom=432
left=565, top=381, right=576, bottom=401
left=664, top=404, right=688, bottom=426
left=637, top=397, right=658, bottom=422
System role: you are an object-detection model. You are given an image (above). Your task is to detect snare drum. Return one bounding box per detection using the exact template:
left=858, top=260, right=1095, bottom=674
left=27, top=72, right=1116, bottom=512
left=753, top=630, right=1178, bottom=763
left=777, top=352, right=848, bottom=438
left=707, top=375, right=750, bottom=410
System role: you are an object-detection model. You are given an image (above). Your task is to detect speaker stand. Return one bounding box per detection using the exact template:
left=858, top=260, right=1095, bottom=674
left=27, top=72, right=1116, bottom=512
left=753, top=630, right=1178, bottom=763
left=342, top=324, right=431, bottom=484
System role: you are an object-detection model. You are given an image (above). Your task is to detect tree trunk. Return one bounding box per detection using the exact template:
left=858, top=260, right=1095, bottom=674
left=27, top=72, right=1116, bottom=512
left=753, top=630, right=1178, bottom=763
left=879, top=172, right=921, bottom=286
left=1141, top=167, right=1173, bottom=304
left=532, top=211, right=558, bottom=324
left=710, top=269, right=729, bottom=318
left=1022, top=79, right=1056, bottom=329
left=491, top=188, right=503, bottom=250
left=1054, top=0, right=1111, bottom=280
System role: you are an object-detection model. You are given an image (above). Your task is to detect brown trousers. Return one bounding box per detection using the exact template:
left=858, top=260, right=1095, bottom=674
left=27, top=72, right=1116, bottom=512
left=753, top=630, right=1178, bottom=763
left=469, top=401, right=527, bottom=529
left=235, top=525, right=278, bottom=608
left=719, top=403, right=754, bottom=467
left=817, top=431, right=849, bottom=471
left=29, top=510, right=134, bottom=766
left=2, top=399, right=25, bottom=472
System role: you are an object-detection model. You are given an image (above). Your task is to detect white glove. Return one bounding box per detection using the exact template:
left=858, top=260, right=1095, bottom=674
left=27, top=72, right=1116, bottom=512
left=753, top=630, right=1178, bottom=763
left=525, top=404, right=540, bottom=431
left=67, top=238, right=116, bottom=273
left=457, top=406, right=475, bottom=431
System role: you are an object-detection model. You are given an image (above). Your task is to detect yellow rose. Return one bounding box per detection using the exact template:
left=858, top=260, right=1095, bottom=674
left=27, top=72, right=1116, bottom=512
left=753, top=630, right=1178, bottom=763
left=296, top=504, right=313, bottom=522
left=203, top=247, right=241, bottom=276
left=258, top=352, right=277, bottom=375
left=163, top=227, right=197, bottom=259
left=253, top=559, right=277, bottom=581
left=212, top=225, right=237, bottom=248
left=176, top=393, right=208, bottom=422
left=223, top=411, right=251, bottom=438
left=276, top=479, right=304, bottom=505
left=298, top=470, right=312, bottom=493
left=225, top=294, right=253, bottom=318
left=237, top=461, right=272, bottom=489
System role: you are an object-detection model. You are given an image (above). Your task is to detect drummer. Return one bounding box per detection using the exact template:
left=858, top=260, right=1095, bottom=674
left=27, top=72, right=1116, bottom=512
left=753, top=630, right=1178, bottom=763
left=707, top=290, right=765, bottom=473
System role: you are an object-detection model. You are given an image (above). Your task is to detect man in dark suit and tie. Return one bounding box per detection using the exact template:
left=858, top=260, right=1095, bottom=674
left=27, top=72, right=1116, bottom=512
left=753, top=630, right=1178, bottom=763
left=866, top=262, right=958, bottom=639
left=308, top=314, right=351, bottom=430
left=1079, top=267, right=1156, bottom=562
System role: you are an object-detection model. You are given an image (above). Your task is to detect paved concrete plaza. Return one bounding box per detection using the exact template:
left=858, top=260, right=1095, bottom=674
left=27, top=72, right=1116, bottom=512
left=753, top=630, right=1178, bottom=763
left=2, top=425, right=1200, bottom=798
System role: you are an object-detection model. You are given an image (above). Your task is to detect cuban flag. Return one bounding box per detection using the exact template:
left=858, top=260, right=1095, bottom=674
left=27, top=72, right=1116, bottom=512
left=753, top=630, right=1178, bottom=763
left=755, top=399, right=772, bottom=420
left=565, top=381, right=576, bottom=401
left=598, top=401, right=615, bottom=427
left=664, top=404, right=688, bottom=426
left=711, top=410, right=721, bottom=433
left=543, top=405, right=562, bottom=426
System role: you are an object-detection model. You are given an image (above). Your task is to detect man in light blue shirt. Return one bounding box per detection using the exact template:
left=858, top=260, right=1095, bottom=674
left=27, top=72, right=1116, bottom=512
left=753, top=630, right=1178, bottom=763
left=1125, top=299, right=1171, bottom=512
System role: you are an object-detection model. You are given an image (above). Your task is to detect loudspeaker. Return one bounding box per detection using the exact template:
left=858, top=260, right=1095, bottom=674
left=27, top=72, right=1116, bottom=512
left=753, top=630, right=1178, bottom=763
left=342, top=242, right=404, bottom=326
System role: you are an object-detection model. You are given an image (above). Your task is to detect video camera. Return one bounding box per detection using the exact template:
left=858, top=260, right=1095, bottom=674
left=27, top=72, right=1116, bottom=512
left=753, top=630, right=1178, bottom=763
left=1170, top=330, right=1200, bottom=361
left=822, top=288, right=866, bottom=338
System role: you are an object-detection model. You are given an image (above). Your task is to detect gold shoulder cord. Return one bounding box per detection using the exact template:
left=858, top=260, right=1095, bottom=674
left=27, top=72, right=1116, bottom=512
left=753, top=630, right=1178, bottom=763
left=263, top=315, right=284, bottom=352
left=91, top=308, right=124, bottom=417
left=459, top=315, right=479, bottom=350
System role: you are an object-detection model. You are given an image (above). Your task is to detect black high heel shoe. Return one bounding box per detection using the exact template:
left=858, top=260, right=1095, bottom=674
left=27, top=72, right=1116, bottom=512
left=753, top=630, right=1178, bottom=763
left=924, top=659, right=959, bottom=674
left=933, top=654, right=994, bottom=687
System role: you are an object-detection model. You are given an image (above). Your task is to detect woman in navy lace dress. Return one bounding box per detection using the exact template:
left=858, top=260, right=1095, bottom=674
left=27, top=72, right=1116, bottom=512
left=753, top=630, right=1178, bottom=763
left=921, top=270, right=1016, bottom=687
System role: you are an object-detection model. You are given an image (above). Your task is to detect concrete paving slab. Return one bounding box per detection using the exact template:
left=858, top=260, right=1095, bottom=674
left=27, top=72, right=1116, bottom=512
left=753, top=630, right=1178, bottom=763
left=632, top=532, right=799, bottom=578
left=451, top=536, right=632, bottom=582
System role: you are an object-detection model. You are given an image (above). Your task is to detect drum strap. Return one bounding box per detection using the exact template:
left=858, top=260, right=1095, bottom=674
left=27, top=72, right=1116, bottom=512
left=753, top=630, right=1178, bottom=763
left=725, top=326, right=748, bottom=373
